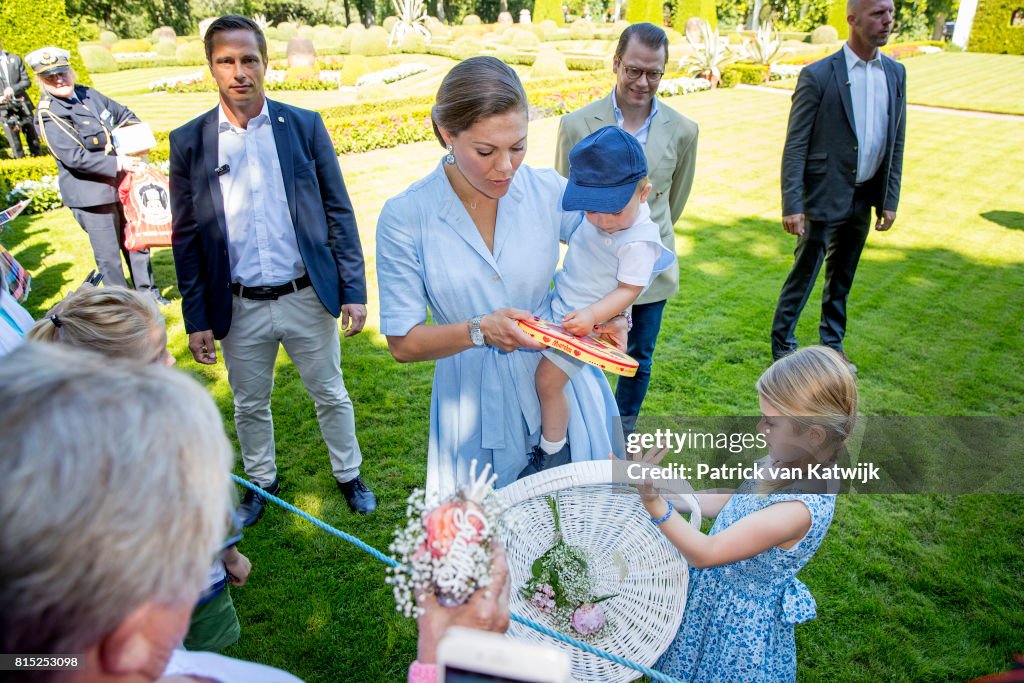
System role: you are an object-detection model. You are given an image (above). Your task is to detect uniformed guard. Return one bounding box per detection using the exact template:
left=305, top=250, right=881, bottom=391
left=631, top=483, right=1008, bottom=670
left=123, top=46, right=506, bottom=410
left=0, top=39, right=41, bottom=158
left=28, top=47, right=167, bottom=303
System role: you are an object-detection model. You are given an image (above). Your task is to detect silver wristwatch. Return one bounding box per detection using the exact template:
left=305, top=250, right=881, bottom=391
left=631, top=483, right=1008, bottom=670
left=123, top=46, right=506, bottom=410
left=467, top=315, right=485, bottom=347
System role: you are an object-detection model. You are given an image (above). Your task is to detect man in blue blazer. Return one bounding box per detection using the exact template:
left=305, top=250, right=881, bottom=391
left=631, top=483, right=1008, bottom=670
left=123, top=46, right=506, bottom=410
left=170, top=15, right=376, bottom=523
left=772, top=0, right=906, bottom=374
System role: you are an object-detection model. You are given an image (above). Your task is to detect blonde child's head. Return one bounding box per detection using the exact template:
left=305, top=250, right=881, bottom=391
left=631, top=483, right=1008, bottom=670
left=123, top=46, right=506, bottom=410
left=755, top=346, right=858, bottom=493
left=28, top=285, right=174, bottom=367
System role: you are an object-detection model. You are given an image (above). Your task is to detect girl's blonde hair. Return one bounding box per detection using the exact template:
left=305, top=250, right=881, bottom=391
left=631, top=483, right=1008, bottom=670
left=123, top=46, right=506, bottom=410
left=755, top=346, right=858, bottom=493
left=27, top=286, right=166, bottom=364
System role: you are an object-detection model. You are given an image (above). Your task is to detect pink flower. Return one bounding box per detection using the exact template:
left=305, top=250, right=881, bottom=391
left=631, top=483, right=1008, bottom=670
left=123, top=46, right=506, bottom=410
left=571, top=603, right=606, bottom=636
left=423, top=501, right=484, bottom=560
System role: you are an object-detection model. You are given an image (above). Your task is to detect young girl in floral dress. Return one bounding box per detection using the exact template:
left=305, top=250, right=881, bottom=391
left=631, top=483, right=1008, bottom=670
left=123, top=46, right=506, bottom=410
left=643, top=346, right=857, bottom=682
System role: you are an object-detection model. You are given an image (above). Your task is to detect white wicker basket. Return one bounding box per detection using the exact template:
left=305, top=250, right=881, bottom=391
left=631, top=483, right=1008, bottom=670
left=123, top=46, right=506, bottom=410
left=497, top=460, right=700, bottom=682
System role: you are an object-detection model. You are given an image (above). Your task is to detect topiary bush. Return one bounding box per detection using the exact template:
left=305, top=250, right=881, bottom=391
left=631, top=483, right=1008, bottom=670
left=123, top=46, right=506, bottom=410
left=351, top=26, right=390, bottom=56
left=100, top=30, right=118, bottom=45
left=969, top=0, right=1024, bottom=54
left=810, top=25, right=839, bottom=44
left=451, top=36, right=485, bottom=60
left=400, top=32, right=428, bottom=53
left=569, top=18, right=595, bottom=39
left=277, top=22, right=299, bottom=41
left=530, top=50, right=570, bottom=78
left=155, top=40, right=178, bottom=58
left=110, top=38, right=153, bottom=54
left=533, top=0, right=564, bottom=25
left=285, top=65, right=320, bottom=81
left=673, top=0, right=717, bottom=32
left=462, top=14, right=482, bottom=25
left=79, top=45, right=118, bottom=73
left=176, top=41, right=207, bottom=65
left=340, top=54, right=372, bottom=85
left=383, top=16, right=399, bottom=32
left=507, top=27, right=540, bottom=48
left=723, top=62, right=769, bottom=84
left=827, top=0, right=849, bottom=40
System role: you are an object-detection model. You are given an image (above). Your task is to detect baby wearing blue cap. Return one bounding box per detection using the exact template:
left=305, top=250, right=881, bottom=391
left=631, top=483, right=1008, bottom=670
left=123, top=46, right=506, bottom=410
left=521, top=126, right=674, bottom=478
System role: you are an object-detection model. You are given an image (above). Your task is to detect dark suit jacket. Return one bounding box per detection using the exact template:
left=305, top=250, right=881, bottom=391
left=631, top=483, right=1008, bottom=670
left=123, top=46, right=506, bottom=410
left=781, top=48, right=906, bottom=223
left=35, top=85, right=137, bottom=208
left=170, top=99, right=366, bottom=339
left=0, top=51, right=31, bottom=100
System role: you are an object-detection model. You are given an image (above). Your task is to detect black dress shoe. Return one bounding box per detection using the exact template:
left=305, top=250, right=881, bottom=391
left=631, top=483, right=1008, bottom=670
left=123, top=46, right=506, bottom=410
left=236, top=478, right=280, bottom=527
left=517, top=443, right=571, bottom=480
left=338, top=476, right=377, bottom=514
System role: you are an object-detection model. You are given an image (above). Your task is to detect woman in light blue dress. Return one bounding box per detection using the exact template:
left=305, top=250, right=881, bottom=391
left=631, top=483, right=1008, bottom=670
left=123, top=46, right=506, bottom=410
left=638, top=347, right=856, bottom=682
left=376, top=57, right=625, bottom=497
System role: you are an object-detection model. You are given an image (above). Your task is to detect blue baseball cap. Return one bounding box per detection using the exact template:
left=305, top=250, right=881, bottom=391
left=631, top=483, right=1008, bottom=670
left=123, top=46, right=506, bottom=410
left=562, top=126, right=648, bottom=213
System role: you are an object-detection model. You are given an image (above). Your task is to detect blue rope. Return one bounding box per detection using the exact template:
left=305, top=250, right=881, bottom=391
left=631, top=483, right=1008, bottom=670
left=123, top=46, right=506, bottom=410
left=232, top=475, right=684, bottom=683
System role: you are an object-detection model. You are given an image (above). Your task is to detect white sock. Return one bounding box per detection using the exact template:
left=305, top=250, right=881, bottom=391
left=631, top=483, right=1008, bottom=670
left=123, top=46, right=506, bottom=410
left=540, top=436, right=566, bottom=455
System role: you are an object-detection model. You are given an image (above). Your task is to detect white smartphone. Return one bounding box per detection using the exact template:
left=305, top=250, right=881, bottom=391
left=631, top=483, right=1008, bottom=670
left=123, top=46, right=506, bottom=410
left=437, top=627, right=571, bottom=683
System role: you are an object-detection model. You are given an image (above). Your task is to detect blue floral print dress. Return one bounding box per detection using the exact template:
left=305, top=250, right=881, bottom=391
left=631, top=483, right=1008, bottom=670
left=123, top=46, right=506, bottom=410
left=656, top=481, right=835, bottom=682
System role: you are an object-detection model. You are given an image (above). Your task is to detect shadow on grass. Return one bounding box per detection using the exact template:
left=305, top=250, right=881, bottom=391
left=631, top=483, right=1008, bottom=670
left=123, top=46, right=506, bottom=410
left=981, top=210, right=1024, bottom=231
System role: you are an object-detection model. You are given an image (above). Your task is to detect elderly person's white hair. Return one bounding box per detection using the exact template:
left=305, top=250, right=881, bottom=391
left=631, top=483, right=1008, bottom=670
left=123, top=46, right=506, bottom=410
left=0, top=343, right=233, bottom=678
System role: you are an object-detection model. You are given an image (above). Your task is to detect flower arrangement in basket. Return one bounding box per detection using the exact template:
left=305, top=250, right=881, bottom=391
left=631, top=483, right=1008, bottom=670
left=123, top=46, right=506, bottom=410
left=387, top=461, right=505, bottom=615
left=520, top=495, right=617, bottom=640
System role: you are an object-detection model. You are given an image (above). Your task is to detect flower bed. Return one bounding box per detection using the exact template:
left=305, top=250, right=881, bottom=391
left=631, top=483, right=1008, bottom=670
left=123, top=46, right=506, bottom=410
left=355, top=62, right=430, bottom=87
left=654, top=76, right=712, bottom=96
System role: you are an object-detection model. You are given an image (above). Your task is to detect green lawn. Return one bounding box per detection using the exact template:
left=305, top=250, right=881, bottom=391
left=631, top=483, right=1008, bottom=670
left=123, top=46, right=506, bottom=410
left=3, top=86, right=1022, bottom=682
left=902, top=52, right=1024, bottom=115
left=770, top=51, right=1024, bottom=116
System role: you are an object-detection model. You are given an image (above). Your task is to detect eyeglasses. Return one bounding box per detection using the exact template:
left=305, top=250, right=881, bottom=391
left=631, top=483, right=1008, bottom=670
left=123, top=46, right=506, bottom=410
left=621, top=65, right=664, bottom=83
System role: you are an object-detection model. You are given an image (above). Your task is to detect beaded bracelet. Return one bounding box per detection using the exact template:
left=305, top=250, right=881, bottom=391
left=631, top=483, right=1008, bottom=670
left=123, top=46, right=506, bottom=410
left=650, top=500, right=674, bottom=525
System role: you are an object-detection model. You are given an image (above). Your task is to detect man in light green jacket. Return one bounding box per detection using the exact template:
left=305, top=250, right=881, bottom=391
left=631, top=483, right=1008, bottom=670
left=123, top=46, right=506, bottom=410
left=555, top=22, right=699, bottom=432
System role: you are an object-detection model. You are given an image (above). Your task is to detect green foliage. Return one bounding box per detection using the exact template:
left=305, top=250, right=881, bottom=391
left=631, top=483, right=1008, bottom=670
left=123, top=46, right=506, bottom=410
left=110, top=38, right=153, bottom=53
left=827, top=0, right=849, bottom=39
left=340, top=54, right=372, bottom=84
left=400, top=31, right=428, bottom=52
left=100, top=29, right=118, bottom=45
left=530, top=50, right=570, bottom=77
left=969, top=0, right=1024, bottom=54
left=351, top=26, right=391, bottom=56
left=533, top=0, right=565, bottom=25
left=383, top=16, right=399, bottom=31
left=628, top=0, right=664, bottom=25
left=462, top=13, right=482, bottom=24
left=79, top=45, right=118, bottom=73
left=285, top=65, right=320, bottom=80
left=719, top=66, right=740, bottom=86
left=176, top=42, right=207, bottom=65
left=0, top=0, right=92, bottom=95
left=450, top=36, right=486, bottom=59
left=537, top=18, right=560, bottom=38
left=569, top=18, right=595, bottom=39
left=0, top=156, right=59, bottom=203
left=506, top=27, right=541, bottom=47
left=674, top=0, right=718, bottom=31
left=723, top=61, right=769, bottom=83
left=277, top=21, right=300, bottom=41
left=566, top=54, right=608, bottom=69
left=810, top=24, right=839, bottom=43
left=155, top=40, right=178, bottom=58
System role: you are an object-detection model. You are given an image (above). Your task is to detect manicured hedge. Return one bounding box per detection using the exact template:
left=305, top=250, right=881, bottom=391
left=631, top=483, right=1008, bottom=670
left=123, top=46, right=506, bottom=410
left=674, top=0, right=718, bottom=32
left=969, top=0, right=1024, bottom=54
left=0, top=0, right=92, bottom=100
left=723, top=62, right=770, bottom=84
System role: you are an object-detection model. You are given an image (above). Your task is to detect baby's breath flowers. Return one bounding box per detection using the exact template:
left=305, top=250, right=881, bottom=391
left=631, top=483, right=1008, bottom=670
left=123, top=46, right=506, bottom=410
left=521, top=496, right=616, bottom=641
left=387, top=461, right=504, bottom=617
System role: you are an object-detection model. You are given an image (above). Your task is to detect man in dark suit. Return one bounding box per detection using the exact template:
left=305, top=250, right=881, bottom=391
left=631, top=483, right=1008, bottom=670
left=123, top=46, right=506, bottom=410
left=171, top=15, right=376, bottom=524
left=0, top=39, right=41, bottom=158
left=773, top=0, right=906, bottom=373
